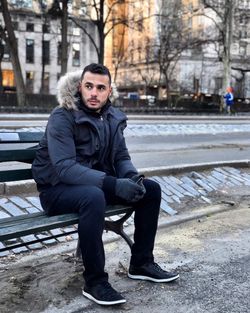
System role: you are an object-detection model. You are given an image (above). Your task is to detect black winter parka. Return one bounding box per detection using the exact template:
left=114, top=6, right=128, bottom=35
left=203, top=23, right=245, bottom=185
left=32, top=102, right=137, bottom=190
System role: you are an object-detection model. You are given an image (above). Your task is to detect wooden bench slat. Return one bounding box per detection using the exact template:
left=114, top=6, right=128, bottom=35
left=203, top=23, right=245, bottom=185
left=0, top=214, right=79, bottom=241
left=0, top=149, right=36, bottom=162
left=0, top=169, right=33, bottom=182
left=0, top=132, right=43, bottom=143
left=0, top=205, right=133, bottom=241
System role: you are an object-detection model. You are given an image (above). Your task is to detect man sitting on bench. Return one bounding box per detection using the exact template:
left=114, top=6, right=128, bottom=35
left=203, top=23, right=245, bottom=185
left=32, top=63, right=179, bottom=306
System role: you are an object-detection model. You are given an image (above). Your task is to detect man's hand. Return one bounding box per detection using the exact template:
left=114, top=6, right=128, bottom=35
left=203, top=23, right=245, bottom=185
left=115, top=178, right=146, bottom=202
left=130, top=174, right=145, bottom=184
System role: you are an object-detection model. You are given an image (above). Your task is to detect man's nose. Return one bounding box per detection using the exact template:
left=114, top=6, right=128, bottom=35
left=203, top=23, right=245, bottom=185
left=90, top=87, right=98, bottom=96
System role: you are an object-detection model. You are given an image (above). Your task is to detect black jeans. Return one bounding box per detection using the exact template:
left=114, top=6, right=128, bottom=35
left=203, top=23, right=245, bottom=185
left=39, top=179, right=161, bottom=286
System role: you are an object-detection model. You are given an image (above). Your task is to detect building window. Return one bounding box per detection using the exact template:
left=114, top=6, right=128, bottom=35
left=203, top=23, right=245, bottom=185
left=239, top=44, right=247, bottom=56
left=10, top=0, right=32, bottom=8
left=26, top=23, right=34, bottom=32
left=2, top=69, right=15, bottom=88
left=239, top=30, right=247, bottom=39
left=26, top=39, right=34, bottom=63
left=42, top=40, right=50, bottom=65
left=57, top=42, right=61, bottom=65
left=214, top=77, right=223, bottom=92
left=72, top=43, right=80, bottom=66
left=137, top=20, right=143, bottom=32
left=26, top=71, right=34, bottom=93
left=43, top=72, right=50, bottom=94
left=73, top=27, right=80, bottom=36
left=193, top=78, right=199, bottom=94
left=2, top=42, right=10, bottom=61
left=43, top=23, right=50, bottom=33
left=13, top=22, right=19, bottom=30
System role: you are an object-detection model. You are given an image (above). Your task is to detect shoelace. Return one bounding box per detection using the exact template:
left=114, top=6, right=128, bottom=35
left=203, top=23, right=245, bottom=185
left=98, top=281, right=119, bottom=298
left=151, top=262, right=167, bottom=273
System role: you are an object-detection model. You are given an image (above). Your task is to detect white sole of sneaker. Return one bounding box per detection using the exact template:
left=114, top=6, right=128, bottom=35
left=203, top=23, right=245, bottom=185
left=128, top=273, right=180, bottom=283
left=82, top=290, right=126, bottom=306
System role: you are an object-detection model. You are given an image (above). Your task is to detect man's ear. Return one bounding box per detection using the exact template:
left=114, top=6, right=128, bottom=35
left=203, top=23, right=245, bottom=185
left=109, top=86, right=113, bottom=97
left=78, top=82, right=82, bottom=93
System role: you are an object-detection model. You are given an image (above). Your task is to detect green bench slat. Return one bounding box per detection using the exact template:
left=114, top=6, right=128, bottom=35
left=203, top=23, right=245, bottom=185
left=0, top=169, right=33, bottom=182
left=0, top=205, right=133, bottom=242
left=0, top=149, right=36, bottom=162
left=0, top=214, right=79, bottom=241
left=0, top=132, right=43, bottom=143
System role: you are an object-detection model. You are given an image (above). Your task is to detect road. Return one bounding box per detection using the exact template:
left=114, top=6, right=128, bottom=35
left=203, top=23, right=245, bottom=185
left=127, top=132, right=250, bottom=168
left=1, top=114, right=250, bottom=169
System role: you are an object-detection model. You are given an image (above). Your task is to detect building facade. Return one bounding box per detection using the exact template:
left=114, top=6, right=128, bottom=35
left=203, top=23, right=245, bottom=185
left=0, top=0, right=98, bottom=95
left=105, top=0, right=250, bottom=100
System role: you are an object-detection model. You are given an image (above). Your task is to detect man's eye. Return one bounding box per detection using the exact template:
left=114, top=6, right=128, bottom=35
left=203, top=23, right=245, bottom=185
left=98, top=86, right=106, bottom=91
left=85, top=85, right=92, bottom=89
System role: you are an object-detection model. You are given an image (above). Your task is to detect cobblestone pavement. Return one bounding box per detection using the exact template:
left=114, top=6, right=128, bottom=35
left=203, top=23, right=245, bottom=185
left=1, top=121, right=250, bottom=136
left=1, top=166, right=250, bottom=257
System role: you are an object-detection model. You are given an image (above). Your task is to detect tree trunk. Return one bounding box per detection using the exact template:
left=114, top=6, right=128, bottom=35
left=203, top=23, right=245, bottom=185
left=97, top=0, right=105, bottom=64
left=61, top=0, right=68, bottom=75
left=0, top=40, right=4, bottom=93
left=38, top=0, right=46, bottom=93
left=0, top=0, right=26, bottom=106
left=221, top=0, right=234, bottom=112
left=40, top=36, right=46, bottom=94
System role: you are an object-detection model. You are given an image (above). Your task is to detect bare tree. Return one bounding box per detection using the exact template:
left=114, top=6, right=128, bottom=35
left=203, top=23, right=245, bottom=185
left=0, top=0, right=27, bottom=106
left=48, top=0, right=68, bottom=76
left=38, top=0, right=48, bottom=93
left=70, top=0, right=131, bottom=64
left=134, top=38, right=160, bottom=97
left=0, top=38, right=3, bottom=93
left=155, top=1, right=208, bottom=106
left=200, top=0, right=234, bottom=110
left=112, top=23, right=127, bottom=84
left=60, top=0, right=68, bottom=75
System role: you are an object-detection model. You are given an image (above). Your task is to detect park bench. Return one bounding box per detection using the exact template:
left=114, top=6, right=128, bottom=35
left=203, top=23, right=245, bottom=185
left=0, top=131, right=134, bottom=254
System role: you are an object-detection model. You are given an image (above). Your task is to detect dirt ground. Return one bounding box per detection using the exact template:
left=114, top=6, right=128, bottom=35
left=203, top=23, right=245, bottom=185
left=0, top=186, right=249, bottom=313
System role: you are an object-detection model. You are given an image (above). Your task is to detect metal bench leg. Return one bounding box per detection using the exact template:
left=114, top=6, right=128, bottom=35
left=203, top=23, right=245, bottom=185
left=75, top=237, right=82, bottom=260
left=104, top=210, right=134, bottom=249
left=75, top=209, right=134, bottom=263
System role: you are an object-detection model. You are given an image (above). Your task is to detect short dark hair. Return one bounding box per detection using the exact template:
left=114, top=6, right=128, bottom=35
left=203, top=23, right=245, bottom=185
left=81, top=63, right=111, bottom=84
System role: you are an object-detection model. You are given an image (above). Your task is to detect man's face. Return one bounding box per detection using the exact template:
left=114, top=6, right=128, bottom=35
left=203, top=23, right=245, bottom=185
left=79, top=71, right=112, bottom=112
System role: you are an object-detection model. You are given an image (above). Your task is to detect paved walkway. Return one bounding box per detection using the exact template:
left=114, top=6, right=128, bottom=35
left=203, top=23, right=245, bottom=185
left=1, top=166, right=250, bottom=257
left=1, top=122, right=250, bottom=136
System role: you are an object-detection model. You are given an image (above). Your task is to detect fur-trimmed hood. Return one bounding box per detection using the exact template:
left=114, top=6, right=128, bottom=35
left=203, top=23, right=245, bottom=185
left=57, top=70, right=119, bottom=111
left=57, top=70, right=82, bottom=111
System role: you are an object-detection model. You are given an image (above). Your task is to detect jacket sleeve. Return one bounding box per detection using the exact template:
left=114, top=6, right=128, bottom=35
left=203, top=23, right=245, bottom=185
left=113, top=122, right=138, bottom=178
left=47, top=109, right=106, bottom=187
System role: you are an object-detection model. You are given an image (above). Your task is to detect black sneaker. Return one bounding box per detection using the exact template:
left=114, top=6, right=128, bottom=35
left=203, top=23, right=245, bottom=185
left=82, top=281, right=126, bottom=306
left=128, top=262, right=179, bottom=283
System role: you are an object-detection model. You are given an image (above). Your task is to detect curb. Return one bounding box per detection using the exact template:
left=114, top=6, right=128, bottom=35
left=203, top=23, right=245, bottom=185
left=1, top=159, right=250, bottom=195
left=103, top=202, right=238, bottom=247
left=1, top=113, right=250, bottom=121
left=140, top=159, right=250, bottom=176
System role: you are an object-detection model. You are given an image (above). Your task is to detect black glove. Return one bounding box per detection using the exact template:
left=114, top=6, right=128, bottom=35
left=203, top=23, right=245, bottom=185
left=115, top=178, right=146, bottom=202
left=130, top=174, right=145, bottom=184
left=130, top=174, right=146, bottom=192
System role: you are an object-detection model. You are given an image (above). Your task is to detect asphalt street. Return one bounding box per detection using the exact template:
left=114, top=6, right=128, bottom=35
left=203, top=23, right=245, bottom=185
left=1, top=114, right=250, bottom=169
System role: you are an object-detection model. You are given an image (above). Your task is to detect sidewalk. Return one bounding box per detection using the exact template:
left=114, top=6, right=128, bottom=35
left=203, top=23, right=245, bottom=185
left=0, top=175, right=250, bottom=313
left=0, top=162, right=250, bottom=313
left=1, top=161, right=250, bottom=256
